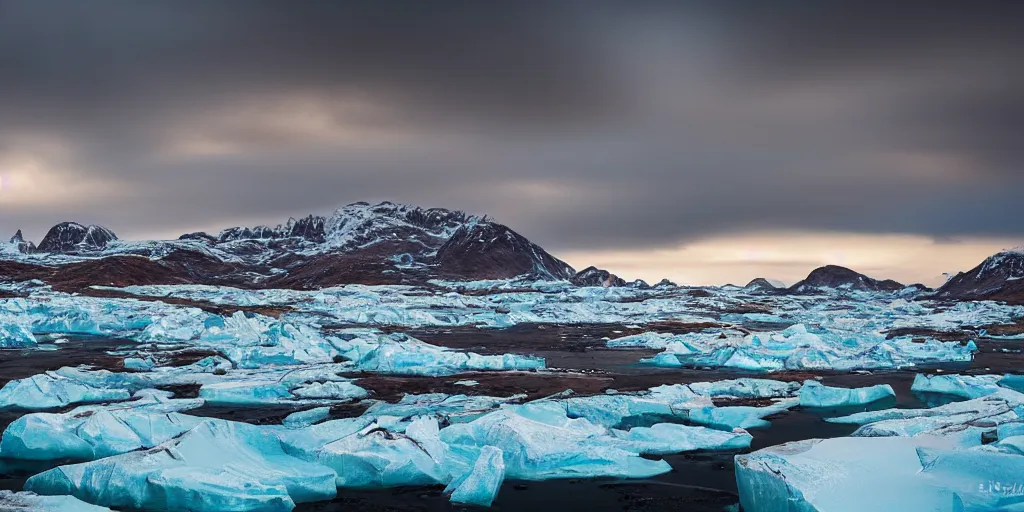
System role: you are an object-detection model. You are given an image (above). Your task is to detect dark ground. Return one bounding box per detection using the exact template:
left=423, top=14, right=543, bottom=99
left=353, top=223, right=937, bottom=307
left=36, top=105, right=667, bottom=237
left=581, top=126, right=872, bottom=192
left=1, top=324, right=1020, bottom=511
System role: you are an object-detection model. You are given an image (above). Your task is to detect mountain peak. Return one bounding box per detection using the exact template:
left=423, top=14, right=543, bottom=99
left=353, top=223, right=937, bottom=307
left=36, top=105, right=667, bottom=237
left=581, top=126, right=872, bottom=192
left=570, top=266, right=627, bottom=287
left=936, top=249, right=1024, bottom=303
left=787, top=265, right=904, bottom=294
left=435, top=221, right=575, bottom=281
left=36, top=222, right=117, bottom=254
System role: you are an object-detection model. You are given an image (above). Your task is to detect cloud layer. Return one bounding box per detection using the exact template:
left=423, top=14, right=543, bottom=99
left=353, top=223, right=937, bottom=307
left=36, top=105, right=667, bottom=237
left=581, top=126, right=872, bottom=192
left=1, top=1, right=1022, bottom=273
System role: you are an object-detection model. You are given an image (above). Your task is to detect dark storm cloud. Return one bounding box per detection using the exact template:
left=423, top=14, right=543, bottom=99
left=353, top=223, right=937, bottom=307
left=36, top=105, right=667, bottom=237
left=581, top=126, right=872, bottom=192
left=0, top=0, right=1022, bottom=250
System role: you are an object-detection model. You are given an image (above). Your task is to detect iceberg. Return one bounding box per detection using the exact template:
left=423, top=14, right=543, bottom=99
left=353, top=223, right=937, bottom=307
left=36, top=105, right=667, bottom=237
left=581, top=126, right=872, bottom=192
left=609, top=423, right=752, bottom=454
left=828, top=388, right=1024, bottom=445
left=445, top=445, right=505, bottom=507
left=309, top=416, right=448, bottom=488
left=282, top=407, right=332, bottom=429
left=630, top=322, right=977, bottom=372
left=0, top=490, right=112, bottom=511
left=798, top=380, right=895, bottom=409
left=688, top=399, right=798, bottom=431
left=735, top=435, right=997, bottom=512
left=0, top=373, right=132, bottom=410
left=25, top=420, right=338, bottom=511
left=0, top=390, right=205, bottom=461
left=333, top=331, right=545, bottom=376
left=911, top=373, right=1004, bottom=399
left=364, top=393, right=517, bottom=424
left=440, top=405, right=672, bottom=481
left=0, top=317, right=36, bottom=348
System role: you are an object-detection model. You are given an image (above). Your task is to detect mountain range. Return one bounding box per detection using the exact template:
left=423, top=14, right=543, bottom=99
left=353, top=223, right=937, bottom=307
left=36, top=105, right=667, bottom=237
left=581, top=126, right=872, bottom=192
left=1, top=201, right=1022, bottom=303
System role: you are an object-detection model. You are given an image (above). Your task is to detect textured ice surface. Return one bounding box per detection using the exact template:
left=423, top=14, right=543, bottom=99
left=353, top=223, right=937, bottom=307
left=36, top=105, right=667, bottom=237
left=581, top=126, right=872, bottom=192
left=364, top=393, right=520, bottom=424
left=798, top=380, right=895, bottom=408
left=282, top=407, right=332, bottom=429
left=828, top=388, right=1024, bottom=445
left=911, top=373, right=1004, bottom=399
left=688, top=399, right=798, bottom=431
left=0, top=374, right=132, bottom=410
left=5, top=279, right=1022, bottom=508
left=736, top=436, right=988, bottom=512
left=0, top=390, right=203, bottom=461
left=608, top=423, right=752, bottom=454
left=331, top=330, right=545, bottom=376
left=0, top=490, right=112, bottom=511
left=26, top=420, right=338, bottom=511
left=1, top=377, right=800, bottom=510
left=0, top=316, right=35, bottom=347
left=624, top=323, right=976, bottom=372
left=439, top=405, right=673, bottom=481
left=445, top=445, right=505, bottom=507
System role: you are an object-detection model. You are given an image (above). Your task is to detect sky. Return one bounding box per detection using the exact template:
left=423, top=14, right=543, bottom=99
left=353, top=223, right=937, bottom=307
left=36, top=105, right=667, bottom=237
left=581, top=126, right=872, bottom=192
left=1, top=1, right=1022, bottom=287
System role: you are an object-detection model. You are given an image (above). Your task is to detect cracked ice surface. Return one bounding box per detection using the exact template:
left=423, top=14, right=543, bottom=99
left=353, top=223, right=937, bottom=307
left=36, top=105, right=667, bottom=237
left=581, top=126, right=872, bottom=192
left=3, top=379, right=795, bottom=510
left=738, top=388, right=1024, bottom=511
left=613, top=323, right=976, bottom=371
left=2, top=280, right=1023, bottom=509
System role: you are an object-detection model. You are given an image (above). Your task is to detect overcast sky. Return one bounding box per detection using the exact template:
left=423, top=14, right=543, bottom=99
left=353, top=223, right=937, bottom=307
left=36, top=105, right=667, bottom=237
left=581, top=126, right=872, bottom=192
left=1, top=1, right=1022, bottom=285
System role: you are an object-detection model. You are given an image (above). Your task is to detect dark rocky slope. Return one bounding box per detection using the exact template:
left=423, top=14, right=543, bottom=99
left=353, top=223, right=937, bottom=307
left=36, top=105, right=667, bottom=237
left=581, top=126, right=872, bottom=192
left=935, top=249, right=1024, bottom=303
left=786, top=265, right=904, bottom=294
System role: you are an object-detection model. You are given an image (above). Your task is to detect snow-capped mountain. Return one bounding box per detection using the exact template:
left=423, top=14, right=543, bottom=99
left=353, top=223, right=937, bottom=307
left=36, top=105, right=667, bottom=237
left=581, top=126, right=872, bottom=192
left=36, top=222, right=117, bottom=253
left=935, top=248, right=1024, bottom=303
left=786, top=265, right=905, bottom=294
left=0, top=202, right=577, bottom=290
left=570, top=266, right=627, bottom=287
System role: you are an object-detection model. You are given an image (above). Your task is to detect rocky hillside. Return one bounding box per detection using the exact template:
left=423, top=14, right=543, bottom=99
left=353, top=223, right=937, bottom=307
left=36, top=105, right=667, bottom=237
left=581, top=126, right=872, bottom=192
left=935, top=249, right=1024, bottom=303
left=0, top=202, right=577, bottom=290
left=786, top=265, right=905, bottom=294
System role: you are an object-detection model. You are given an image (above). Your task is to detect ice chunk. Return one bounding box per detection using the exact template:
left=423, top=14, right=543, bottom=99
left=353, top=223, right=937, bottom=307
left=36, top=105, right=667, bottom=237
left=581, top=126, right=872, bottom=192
left=829, top=389, right=1024, bottom=445
left=735, top=436, right=972, bottom=512
left=196, top=312, right=339, bottom=368
left=364, top=393, right=516, bottom=424
left=440, top=407, right=672, bottom=481
left=0, top=318, right=35, bottom=348
left=198, top=380, right=293, bottom=405
left=25, top=420, right=337, bottom=510
left=682, top=379, right=801, bottom=399
left=1, top=392, right=205, bottom=461
left=915, top=445, right=1024, bottom=510
left=688, top=399, right=798, bottom=431
left=333, top=331, right=544, bottom=376
left=123, top=357, right=156, bottom=371
left=609, top=423, right=752, bottom=454
left=0, top=374, right=131, bottom=410
left=282, top=407, right=332, bottom=429
left=445, top=445, right=505, bottom=507
left=798, top=380, right=895, bottom=409
left=291, top=381, right=368, bottom=401
left=310, top=418, right=448, bottom=488
left=559, top=394, right=679, bottom=428
left=0, top=490, right=112, bottom=511
left=1000, top=374, right=1024, bottom=394
left=622, top=323, right=977, bottom=372
left=911, top=373, right=1003, bottom=399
